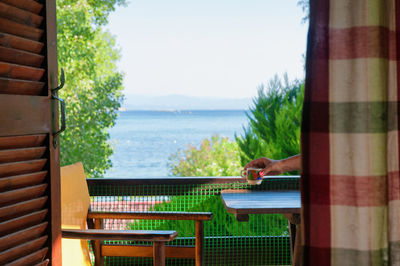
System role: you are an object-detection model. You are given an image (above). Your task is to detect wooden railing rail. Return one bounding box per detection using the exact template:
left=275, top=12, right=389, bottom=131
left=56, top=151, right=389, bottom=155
left=87, top=175, right=300, bottom=186
left=86, top=176, right=300, bottom=196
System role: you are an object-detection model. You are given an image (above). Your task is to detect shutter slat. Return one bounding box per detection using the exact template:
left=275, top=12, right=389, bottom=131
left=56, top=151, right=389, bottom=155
left=0, top=134, right=46, bottom=150
left=0, top=235, right=47, bottom=264
left=0, top=2, right=43, bottom=27
left=0, top=18, right=43, bottom=41
left=0, top=46, right=44, bottom=67
left=34, top=259, right=49, bottom=266
left=0, top=196, right=47, bottom=221
left=0, top=61, right=45, bottom=81
left=0, top=209, right=47, bottom=236
left=0, top=222, right=47, bottom=251
left=0, top=184, right=47, bottom=207
left=0, top=147, right=46, bottom=164
left=0, top=147, right=46, bottom=163
left=0, top=171, right=47, bottom=192
left=0, top=32, right=44, bottom=54
left=4, top=247, right=48, bottom=266
left=0, top=77, right=44, bottom=95
left=0, top=0, right=43, bottom=14
left=0, top=159, right=47, bottom=178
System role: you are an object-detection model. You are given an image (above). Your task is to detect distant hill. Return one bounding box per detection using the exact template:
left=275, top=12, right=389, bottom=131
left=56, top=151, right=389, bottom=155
left=121, top=94, right=253, bottom=110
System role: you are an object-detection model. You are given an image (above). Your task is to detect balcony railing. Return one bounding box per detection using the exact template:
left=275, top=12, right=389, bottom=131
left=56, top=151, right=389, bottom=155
left=86, top=176, right=300, bottom=265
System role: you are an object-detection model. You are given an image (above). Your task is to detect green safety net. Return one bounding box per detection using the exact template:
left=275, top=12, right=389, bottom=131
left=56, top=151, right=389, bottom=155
left=87, top=177, right=299, bottom=265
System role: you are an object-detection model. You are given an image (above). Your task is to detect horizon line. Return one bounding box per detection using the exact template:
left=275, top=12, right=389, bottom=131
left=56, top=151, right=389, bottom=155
left=122, top=93, right=253, bottom=99
left=119, top=108, right=248, bottom=112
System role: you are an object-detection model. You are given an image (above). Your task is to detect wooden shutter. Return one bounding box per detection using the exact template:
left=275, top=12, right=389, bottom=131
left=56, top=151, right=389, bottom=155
left=0, top=0, right=61, bottom=265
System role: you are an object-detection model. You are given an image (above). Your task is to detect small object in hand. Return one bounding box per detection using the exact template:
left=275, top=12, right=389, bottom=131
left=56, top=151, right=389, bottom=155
left=240, top=168, right=264, bottom=185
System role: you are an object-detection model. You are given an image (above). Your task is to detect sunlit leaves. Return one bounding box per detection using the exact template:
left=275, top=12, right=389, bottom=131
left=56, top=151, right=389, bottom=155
left=56, top=0, right=125, bottom=177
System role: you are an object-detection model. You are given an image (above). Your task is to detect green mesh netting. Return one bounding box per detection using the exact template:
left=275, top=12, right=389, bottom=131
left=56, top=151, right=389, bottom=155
left=88, top=177, right=299, bottom=265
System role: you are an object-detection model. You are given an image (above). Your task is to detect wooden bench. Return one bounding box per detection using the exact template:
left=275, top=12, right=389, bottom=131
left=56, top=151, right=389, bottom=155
left=87, top=211, right=213, bottom=266
left=62, top=228, right=177, bottom=266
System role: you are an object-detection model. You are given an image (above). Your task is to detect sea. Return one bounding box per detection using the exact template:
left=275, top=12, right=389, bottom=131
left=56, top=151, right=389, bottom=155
left=104, top=110, right=248, bottom=178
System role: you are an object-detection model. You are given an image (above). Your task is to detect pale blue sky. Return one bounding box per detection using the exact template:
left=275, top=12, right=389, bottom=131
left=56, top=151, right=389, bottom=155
left=106, top=0, right=308, bottom=99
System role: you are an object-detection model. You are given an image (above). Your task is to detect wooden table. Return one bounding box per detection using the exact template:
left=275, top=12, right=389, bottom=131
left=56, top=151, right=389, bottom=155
left=221, top=189, right=301, bottom=264
left=220, top=189, right=301, bottom=222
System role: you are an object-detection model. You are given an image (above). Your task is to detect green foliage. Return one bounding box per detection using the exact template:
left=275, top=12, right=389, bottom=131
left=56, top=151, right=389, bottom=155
left=235, top=75, right=304, bottom=173
left=56, top=0, right=126, bottom=177
left=168, top=135, right=241, bottom=177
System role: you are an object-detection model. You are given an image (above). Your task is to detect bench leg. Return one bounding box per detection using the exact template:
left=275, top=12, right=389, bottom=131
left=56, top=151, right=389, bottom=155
left=94, top=219, right=104, bottom=266
left=195, top=220, right=204, bottom=266
left=153, top=241, right=166, bottom=266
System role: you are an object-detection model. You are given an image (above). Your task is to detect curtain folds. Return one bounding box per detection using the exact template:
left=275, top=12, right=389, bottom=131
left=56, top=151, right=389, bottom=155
left=301, top=0, right=400, bottom=265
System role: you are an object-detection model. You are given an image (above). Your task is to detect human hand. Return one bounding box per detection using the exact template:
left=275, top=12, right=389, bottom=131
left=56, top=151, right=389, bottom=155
left=243, top=157, right=284, bottom=176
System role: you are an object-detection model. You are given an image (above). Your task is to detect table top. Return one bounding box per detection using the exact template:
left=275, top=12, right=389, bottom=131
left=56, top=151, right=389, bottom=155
left=221, top=189, right=301, bottom=216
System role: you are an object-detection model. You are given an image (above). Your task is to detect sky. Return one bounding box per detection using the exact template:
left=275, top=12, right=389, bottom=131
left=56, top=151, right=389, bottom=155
left=106, top=0, right=308, bottom=99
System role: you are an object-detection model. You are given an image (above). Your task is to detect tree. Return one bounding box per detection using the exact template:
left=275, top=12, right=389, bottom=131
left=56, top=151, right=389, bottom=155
left=56, top=0, right=126, bottom=177
left=235, top=75, right=304, bottom=174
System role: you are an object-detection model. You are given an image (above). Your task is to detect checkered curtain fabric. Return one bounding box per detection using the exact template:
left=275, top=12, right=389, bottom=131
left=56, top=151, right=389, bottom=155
left=301, top=0, right=400, bottom=265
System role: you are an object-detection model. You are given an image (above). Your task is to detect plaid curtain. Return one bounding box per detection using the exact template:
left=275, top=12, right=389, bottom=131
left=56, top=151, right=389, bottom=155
left=301, top=0, right=400, bottom=265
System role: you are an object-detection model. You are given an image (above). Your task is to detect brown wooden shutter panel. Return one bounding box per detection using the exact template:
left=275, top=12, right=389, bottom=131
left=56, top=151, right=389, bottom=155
left=0, top=0, right=60, bottom=265
left=0, top=135, right=49, bottom=265
left=0, top=0, right=46, bottom=96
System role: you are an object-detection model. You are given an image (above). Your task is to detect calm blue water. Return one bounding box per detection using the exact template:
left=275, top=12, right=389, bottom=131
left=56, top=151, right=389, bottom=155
left=104, top=110, right=248, bottom=178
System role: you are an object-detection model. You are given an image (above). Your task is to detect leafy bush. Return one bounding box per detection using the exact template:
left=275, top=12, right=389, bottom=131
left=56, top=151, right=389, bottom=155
left=236, top=75, right=304, bottom=173
left=168, top=135, right=241, bottom=177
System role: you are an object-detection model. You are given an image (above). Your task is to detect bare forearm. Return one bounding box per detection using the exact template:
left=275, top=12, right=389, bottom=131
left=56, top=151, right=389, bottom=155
left=243, top=154, right=301, bottom=176
left=278, top=154, right=301, bottom=173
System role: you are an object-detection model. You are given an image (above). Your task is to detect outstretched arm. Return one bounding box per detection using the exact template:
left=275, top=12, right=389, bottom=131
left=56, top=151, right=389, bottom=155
left=243, top=154, right=301, bottom=176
